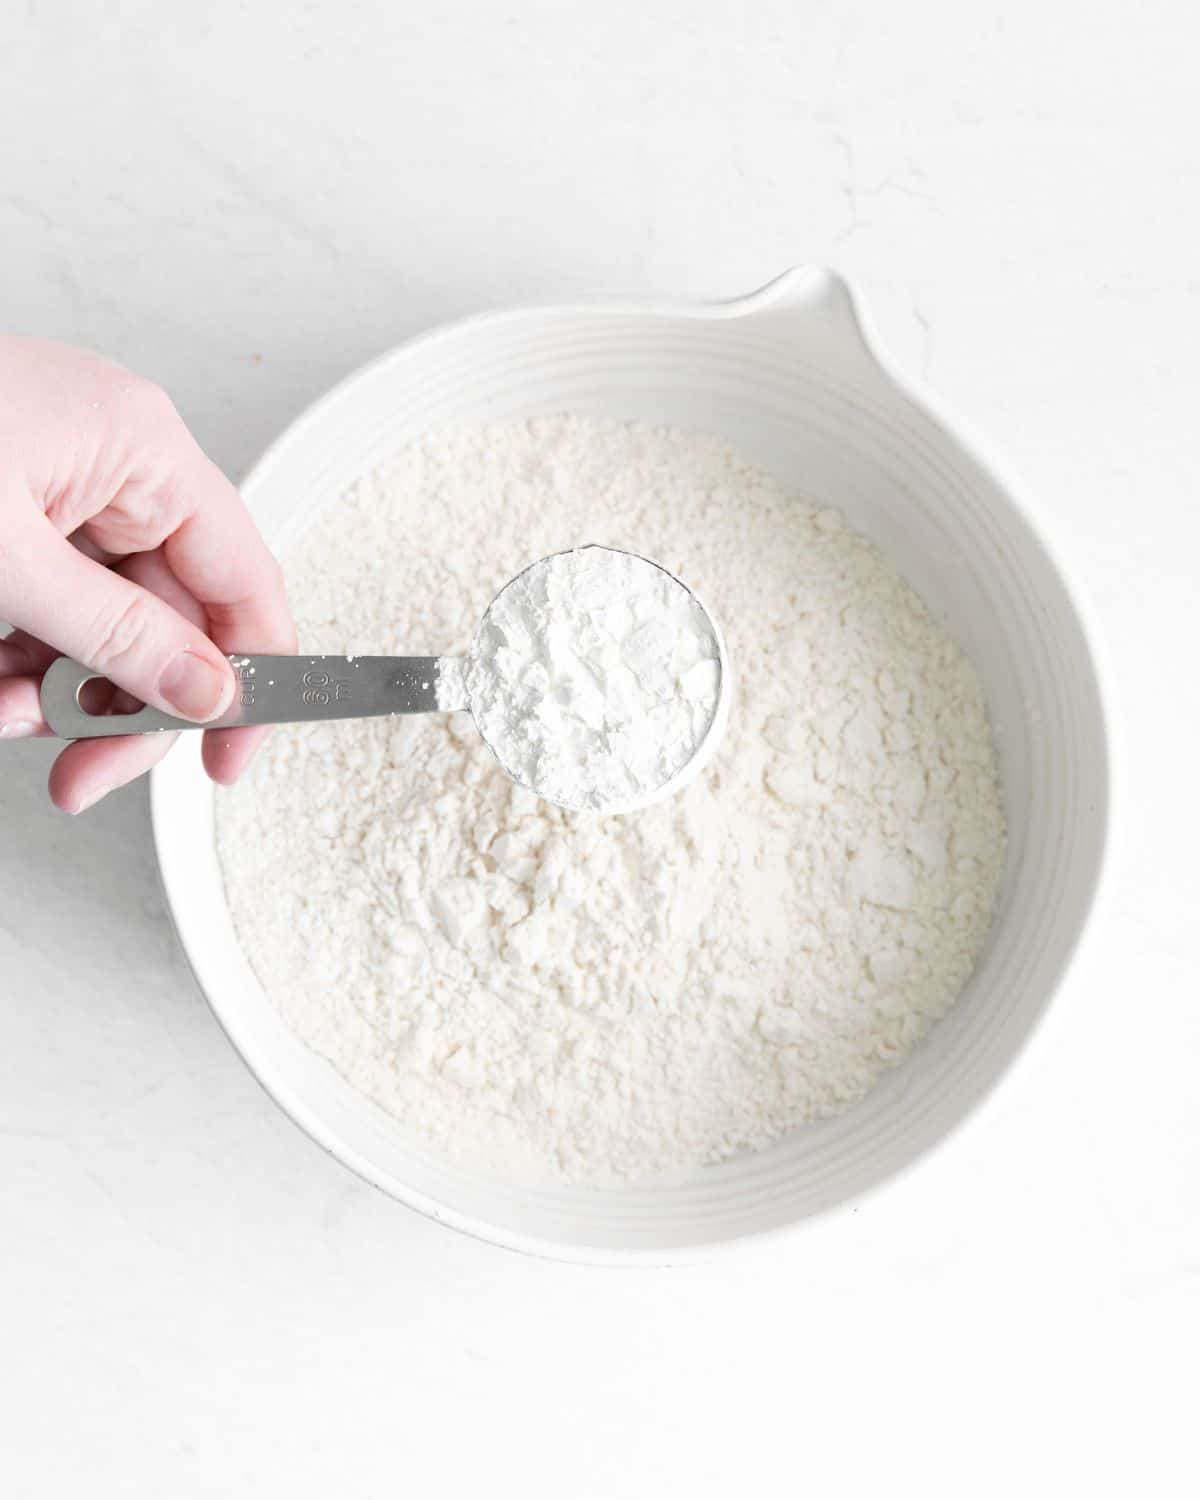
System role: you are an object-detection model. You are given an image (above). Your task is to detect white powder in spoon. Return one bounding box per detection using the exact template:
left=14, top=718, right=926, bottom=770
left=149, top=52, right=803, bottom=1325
left=465, top=546, right=722, bottom=811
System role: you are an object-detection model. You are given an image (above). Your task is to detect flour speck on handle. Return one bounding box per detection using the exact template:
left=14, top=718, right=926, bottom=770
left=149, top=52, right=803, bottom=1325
left=215, top=414, right=1006, bottom=1185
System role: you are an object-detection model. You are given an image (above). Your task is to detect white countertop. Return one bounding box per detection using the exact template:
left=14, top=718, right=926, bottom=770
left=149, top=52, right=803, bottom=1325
left=2, top=1, right=1196, bottom=1493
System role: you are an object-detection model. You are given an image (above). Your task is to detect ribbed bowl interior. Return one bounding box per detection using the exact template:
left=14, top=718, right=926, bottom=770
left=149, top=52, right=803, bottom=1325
left=151, top=284, right=1108, bottom=1261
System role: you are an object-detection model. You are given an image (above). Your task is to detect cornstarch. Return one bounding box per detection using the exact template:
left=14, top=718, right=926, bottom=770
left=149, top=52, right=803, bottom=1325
left=466, top=546, right=722, bottom=811
left=215, top=414, right=1006, bottom=1185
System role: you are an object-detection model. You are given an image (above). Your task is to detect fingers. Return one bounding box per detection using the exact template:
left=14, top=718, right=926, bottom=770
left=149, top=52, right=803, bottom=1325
left=18, top=547, right=210, bottom=812
left=102, top=446, right=295, bottom=785
left=0, top=674, right=50, bottom=738
left=39, top=556, right=187, bottom=810
left=70, top=530, right=121, bottom=566
left=1, top=564, right=187, bottom=809
left=118, top=543, right=274, bottom=785
left=0, top=660, right=179, bottom=816
left=1, top=351, right=294, bottom=808
left=161, top=452, right=295, bottom=657
left=43, top=384, right=295, bottom=664
left=48, top=731, right=178, bottom=815
left=3, top=516, right=236, bottom=723
left=202, top=723, right=270, bottom=785
left=0, top=638, right=38, bottom=676
left=118, top=545, right=207, bottom=629
left=0, top=629, right=58, bottom=673
left=157, top=455, right=294, bottom=785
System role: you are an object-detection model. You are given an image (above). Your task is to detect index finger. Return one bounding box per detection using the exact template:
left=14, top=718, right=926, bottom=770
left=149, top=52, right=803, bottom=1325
left=163, top=451, right=297, bottom=657
left=162, top=450, right=296, bottom=785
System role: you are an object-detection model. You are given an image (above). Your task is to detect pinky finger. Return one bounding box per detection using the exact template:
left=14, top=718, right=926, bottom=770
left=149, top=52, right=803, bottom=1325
left=49, top=731, right=179, bottom=814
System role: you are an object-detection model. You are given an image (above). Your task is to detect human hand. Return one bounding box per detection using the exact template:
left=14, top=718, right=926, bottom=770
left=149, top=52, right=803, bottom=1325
left=0, top=338, right=295, bottom=811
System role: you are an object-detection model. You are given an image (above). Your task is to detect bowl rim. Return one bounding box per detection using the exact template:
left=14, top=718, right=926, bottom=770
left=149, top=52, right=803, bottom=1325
left=150, top=265, right=1116, bottom=1265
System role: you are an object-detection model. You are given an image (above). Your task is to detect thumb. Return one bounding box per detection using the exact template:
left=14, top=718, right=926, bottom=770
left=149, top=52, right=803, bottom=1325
left=6, top=521, right=235, bottom=721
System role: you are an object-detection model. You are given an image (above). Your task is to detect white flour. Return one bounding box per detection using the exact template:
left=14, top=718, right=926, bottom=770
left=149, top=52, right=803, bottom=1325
left=465, top=546, right=722, bottom=811
left=215, top=415, right=1006, bottom=1185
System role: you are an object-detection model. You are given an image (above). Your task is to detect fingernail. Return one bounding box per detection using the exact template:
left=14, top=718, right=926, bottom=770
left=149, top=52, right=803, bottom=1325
left=73, top=782, right=114, bottom=814
left=158, top=650, right=232, bottom=722
left=0, top=721, right=38, bottom=739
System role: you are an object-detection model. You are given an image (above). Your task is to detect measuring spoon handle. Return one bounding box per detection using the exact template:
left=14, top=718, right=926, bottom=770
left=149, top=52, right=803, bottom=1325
left=40, top=654, right=460, bottom=739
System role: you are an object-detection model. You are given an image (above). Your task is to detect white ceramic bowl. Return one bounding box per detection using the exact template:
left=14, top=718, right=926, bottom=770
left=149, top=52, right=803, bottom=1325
left=151, top=267, right=1110, bottom=1264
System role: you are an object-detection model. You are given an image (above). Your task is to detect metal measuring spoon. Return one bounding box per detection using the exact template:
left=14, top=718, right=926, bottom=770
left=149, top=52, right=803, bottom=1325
left=39, top=546, right=728, bottom=810
left=41, top=650, right=452, bottom=737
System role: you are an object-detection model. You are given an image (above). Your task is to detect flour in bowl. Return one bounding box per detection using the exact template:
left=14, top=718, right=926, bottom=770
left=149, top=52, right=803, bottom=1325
left=215, top=415, right=1006, bottom=1184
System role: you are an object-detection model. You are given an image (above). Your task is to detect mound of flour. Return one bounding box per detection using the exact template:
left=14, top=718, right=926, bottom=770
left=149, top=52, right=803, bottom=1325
left=215, top=415, right=1005, bottom=1184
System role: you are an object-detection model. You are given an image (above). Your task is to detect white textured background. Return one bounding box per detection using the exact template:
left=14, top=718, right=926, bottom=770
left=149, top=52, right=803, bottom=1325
left=1, top=2, right=1197, bottom=1494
